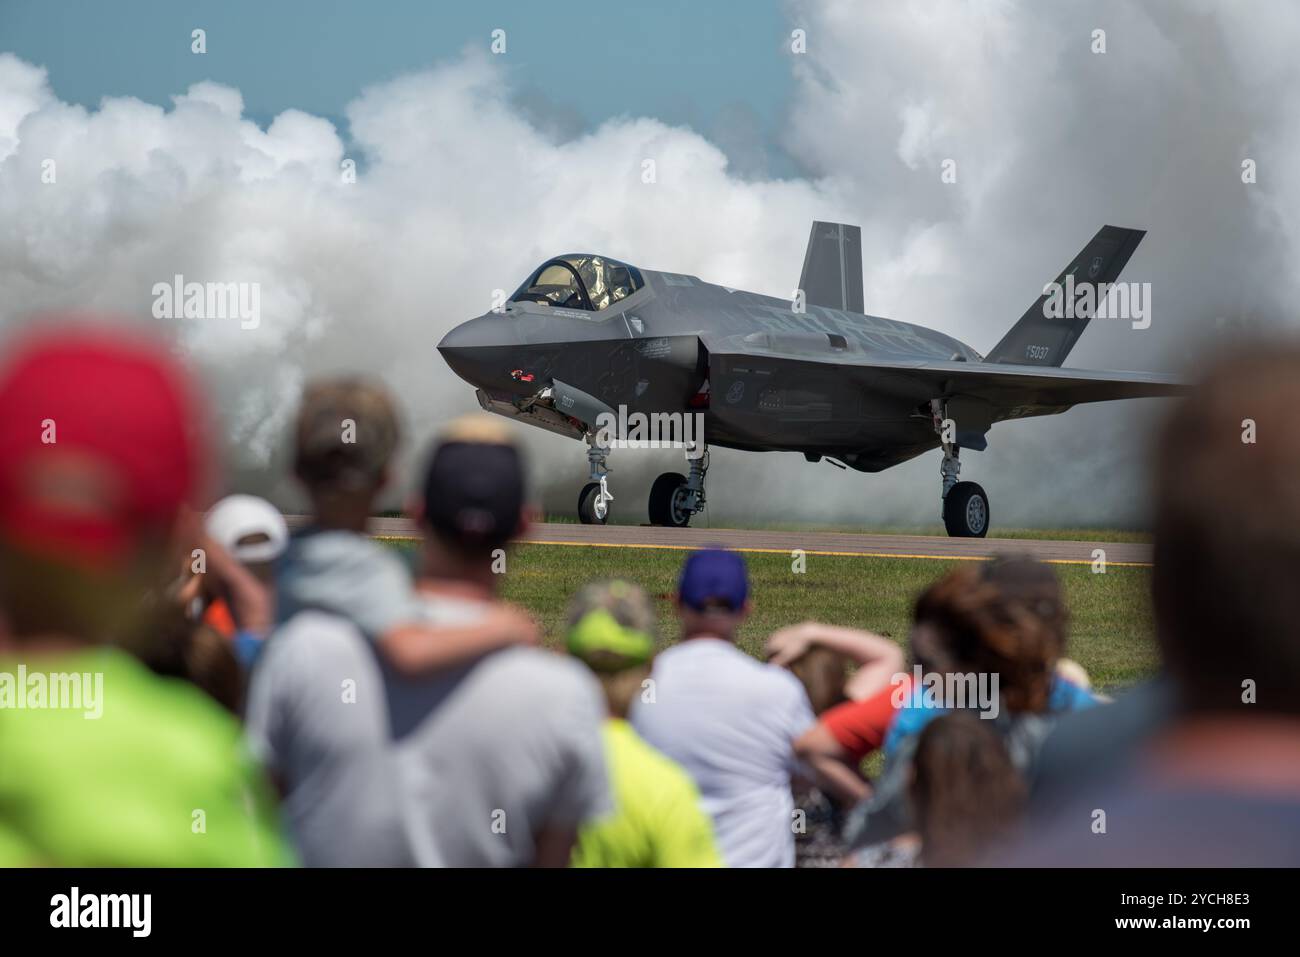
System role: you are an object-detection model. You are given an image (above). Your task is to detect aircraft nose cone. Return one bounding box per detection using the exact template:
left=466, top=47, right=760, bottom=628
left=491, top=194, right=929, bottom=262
left=438, top=314, right=519, bottom=390
left=438, top=314, right=493, bottom=353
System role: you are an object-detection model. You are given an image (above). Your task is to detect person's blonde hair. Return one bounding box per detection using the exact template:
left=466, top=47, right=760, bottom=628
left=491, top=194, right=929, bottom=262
left=437, top=413, right=514, bottom=445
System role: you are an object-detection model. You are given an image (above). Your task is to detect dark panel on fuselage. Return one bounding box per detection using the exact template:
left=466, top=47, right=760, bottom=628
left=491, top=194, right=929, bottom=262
left=704, top=351, right=939, bottom=469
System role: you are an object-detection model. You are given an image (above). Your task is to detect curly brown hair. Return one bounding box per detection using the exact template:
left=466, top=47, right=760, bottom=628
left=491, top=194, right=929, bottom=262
left=912, top=559, right=1064, bottom=714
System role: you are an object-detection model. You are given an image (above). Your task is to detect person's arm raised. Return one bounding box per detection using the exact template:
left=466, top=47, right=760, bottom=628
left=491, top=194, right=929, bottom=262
left=378, top=603, right=540, bottom=676
left=766, top=621, right=905, bottom=701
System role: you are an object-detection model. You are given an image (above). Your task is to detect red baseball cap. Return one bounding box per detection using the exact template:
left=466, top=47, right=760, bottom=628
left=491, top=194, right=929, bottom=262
left=0, top=318, right=211, bottom=569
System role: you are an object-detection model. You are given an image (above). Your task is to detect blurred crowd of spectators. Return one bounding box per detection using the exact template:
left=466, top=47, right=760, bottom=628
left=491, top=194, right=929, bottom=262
left=0, top=318, right=1296, bottom=867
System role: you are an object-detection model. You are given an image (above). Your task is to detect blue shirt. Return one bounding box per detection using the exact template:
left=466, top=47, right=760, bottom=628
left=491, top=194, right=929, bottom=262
left=883, top=675, right=1098, bottom=757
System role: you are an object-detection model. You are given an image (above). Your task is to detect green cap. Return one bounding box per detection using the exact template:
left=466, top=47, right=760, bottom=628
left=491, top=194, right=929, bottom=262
left=565, top=607, right=655, bottom=672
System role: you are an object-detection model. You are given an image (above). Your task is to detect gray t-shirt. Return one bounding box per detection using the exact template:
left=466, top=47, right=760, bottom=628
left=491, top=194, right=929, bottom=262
left=244, top=609, right=408, bottom=867
left=245, top=598, right=611, bottom=867
left=275, top=528, right=423, bottom=639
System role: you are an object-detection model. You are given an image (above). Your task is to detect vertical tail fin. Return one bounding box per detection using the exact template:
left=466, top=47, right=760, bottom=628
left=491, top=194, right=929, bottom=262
left=798, top=221, right=864, bottom=313
left=985, top=225, right=1145, bottom=366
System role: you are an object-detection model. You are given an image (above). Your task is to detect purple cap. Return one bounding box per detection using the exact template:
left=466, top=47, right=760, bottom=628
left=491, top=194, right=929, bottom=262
left=678, top=549, right=749, bottom=611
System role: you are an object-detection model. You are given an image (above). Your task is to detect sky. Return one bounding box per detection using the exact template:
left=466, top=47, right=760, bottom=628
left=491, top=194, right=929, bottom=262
left=2, top=0, right=1298, bottom=527
left=0, top=0, right=799, bottom=176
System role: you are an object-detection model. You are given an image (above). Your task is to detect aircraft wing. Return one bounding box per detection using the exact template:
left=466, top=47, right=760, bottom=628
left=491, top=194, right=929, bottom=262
left=859, top=357, right=1189, bottom=408
left=704, top=331, right=1186, bottom=407
left=703, top=333, right=1188, bottom=451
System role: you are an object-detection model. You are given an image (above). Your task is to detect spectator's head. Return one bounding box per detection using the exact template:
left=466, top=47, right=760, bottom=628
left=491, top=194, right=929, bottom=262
left=910, top=712, right=1026, bottom=867
left=145, top=611, right=244, bottom=714
left=0, top=320, right=210, bottom=648
left=1153, top=343, right=1300, bottom=717
left=293, top=378, right=400, bottom=527
left=205, top=494, right=288, bottom=584
left=981, top=554, right=1068, bottom=651
left=908, top=556, right=1067, bottom=681
left=912, top=560, right=1063, bottom=714
left=675, top=549, right=750, bottom=641
left=415, top=415, right=527, bottom=581
left=565, top=579, right=657, bottom=718
left=784, top=647, right=849, bottom=716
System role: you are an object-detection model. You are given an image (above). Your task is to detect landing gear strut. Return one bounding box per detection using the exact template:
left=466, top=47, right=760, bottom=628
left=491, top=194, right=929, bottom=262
left=933, top=399, right=989, bottom=538
left=577, top=432, right=613, bottom=525
left=649, top=443, right=708, bottom=527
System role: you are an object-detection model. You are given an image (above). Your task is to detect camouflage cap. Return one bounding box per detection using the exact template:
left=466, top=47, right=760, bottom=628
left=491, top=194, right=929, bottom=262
left=563, top=579, right=658, bottom=672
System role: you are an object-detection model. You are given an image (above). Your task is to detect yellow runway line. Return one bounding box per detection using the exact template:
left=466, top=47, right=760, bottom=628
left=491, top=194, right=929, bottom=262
left=373, top=534, right=1152, bottom=568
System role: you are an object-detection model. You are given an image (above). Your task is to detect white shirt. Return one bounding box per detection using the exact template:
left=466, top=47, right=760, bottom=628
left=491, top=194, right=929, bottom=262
left=631, top=637, right=816, bottom=867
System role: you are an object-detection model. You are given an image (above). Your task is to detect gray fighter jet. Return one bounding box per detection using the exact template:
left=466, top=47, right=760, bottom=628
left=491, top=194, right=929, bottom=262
left=438, top=222, right=1184, bottom=536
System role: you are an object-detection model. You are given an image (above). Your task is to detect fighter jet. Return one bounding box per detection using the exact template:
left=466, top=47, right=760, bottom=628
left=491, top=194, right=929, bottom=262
left=438, top=222, right=1184, bottom=536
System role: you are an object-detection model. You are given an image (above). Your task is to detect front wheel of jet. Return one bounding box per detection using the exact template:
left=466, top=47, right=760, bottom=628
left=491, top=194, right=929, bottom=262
left=943, top=481, right=990, bottom=538
left=578, top=482, right=609, bottom=525
left=649, top=472, right=691, bottom=528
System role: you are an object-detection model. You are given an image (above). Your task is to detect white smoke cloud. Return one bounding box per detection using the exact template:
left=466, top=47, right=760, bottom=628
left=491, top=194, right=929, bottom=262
left=1, top=0, right=1297, bottom=528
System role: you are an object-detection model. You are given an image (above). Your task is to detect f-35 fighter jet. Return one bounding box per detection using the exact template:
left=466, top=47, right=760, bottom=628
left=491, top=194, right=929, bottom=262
left=438, top=222, right=1184, bottom=536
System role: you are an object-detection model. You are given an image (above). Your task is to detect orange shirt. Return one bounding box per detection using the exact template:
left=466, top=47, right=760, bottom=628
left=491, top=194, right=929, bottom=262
left=202, top=598, right=237, bottom=639
left=820, top=676, right=912, bottom=762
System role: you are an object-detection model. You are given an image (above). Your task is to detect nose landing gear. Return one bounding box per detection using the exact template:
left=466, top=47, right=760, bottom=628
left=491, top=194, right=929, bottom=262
left=577, top=432, right=613, bottom=525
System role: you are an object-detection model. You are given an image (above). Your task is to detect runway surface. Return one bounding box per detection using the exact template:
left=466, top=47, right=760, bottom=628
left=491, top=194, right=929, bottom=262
left=289, top=516, right=1153, bottom=567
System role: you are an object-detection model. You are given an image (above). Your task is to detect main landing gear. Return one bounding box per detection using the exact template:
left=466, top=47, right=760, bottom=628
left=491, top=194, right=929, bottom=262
left=648, top=444, right=708, bottom=528
left=933, top=399, right=989, bottom=538
left=574, top=437, right=710, bottom=528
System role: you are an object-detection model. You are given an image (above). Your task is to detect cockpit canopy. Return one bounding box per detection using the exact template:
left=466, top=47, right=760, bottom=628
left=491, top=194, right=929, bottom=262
left=510, top=255, right=644, bottom=312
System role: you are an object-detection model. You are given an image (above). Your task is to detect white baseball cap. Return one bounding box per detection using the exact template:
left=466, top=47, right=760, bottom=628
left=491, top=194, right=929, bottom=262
left=205, top=494, right=289, bottom=565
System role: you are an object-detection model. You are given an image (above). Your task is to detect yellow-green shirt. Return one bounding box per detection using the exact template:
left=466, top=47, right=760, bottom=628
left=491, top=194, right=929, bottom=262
left=572, top=718, right=722, bottom=868
left=0, top=647, right=293, bottom=867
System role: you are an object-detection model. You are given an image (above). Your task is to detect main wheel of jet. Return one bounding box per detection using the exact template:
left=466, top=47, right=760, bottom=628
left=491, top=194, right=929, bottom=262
left=649, top=472, right=691, bottom=528
left=578, top=482, right=609, bottom=525
left=943, top=481, right=990, bottom=538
